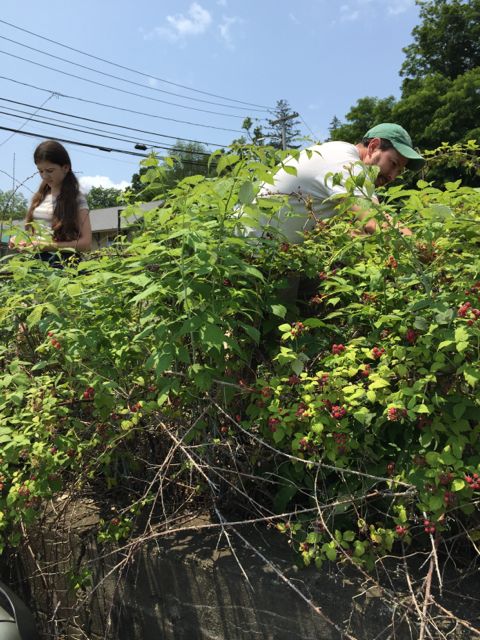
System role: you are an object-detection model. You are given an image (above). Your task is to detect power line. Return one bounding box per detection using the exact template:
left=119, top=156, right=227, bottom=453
left=0, top=97, right=226, bottom=148
left=0, top=33, right=268, bottom=114
left=0, top=75, right=244, bottom=134
left=0, top=18, right=272, bottom=111
left=0, top=125, right=149, bottom=157
left=0, top=49, right=251, bottom=120
left=0, top=125, right=217, bottom=171
left=0, top=107, right=214, bottom=156
left=0, top=93, right=55, bottom=148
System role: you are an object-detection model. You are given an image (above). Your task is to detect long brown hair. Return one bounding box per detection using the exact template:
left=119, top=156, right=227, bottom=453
left=26, top=140, right=81, bottom=241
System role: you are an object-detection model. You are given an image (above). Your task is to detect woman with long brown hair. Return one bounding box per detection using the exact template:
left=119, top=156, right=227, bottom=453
left=9, top=140, right=91, bottom=263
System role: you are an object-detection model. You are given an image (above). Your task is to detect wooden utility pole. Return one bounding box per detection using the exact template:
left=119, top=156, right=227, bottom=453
left=269, top=112, right=299, bottom=150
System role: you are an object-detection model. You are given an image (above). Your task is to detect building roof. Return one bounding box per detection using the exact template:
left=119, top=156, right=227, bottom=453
left=2, top=200, right=164, bottom=238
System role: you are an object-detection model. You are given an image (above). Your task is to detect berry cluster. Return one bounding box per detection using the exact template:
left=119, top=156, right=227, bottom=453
left=290, top=321, right=305, bottom=337
left=465, top=473, right=480, bottom=490
left=331, top=343, right=345, bottom=355
left=362, top=292, right=377, bottom=303
left=386, top=461, right=396, bottom=476
left=458, top=300, right=480, bottom=325
left=268, top=417, right=280, bottom=432
left=387, top=407, right=407, bottom=421
left=423, top=519, right=436, bottom=535
left=295, top=402, right=308, bottom=418
left=386, top=256, right=398, bottom=269
left=83, top=386, right=95, bottom=400
left=330, top=405, right=346, bottom=420
left=48, top=331, right=61, bottom=350
left=360, top=364, right=371, bottom=378
left=333, top=432, right=349, bottom=453
left=371, top=346, right=385, bottom=359
left=298, top=438, right=317, bottom=455
left=395, top=525, right=408, bottom=537
left=317, top=373, right=330, bottom=387
left=405, top=328, right=417, bottom=344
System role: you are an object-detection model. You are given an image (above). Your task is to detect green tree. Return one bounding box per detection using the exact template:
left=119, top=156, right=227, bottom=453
left=327, top=116, right=342, bottom=140
left=86, top=186, right=125, bottom=210
left=329, top=96, right=397, bottom=143
left=160, top=141, right=211, bottom=191
left=264, top=99, right=302, bottom=149
left=401, top=0, right=480, bottom=82
left=0, top=189, right=28, bottom=221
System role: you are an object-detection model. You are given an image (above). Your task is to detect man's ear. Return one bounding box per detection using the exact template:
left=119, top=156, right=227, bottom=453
left=367, top=137, right=381, bottom=155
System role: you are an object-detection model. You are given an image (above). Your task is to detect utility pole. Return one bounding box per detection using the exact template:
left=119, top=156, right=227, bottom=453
left=269, top=112, right=299, bottom=150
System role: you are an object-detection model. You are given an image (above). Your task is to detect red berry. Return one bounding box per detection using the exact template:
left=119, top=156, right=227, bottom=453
left=406, top=328, right=417, bottom=344
left=331, top=343, right=345, bottom=355
left=371, top=346, right=385, bottom=359
left=330, top=405, right=346, bottom=420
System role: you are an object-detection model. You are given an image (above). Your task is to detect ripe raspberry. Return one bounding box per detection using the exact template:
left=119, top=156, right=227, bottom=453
left=331, top=343, right=345, bottom=355
left=406, top=328, right=417, bottom=344
left=330, top=405, right=346, bottom=420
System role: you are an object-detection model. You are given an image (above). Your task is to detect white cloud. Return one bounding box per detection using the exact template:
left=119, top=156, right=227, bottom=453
left=79, top=176, right=130, bottom=193
left=155, top=3, right=212, bottom=41
left=289, top=13, right=300, bottom=24
left=147, top=77, right=158, bottom=88
left=336, top=0, right=413, bottom=22
left=387, top=0, right=414, bottom=15
left=218, top=16, right=242, bottom=49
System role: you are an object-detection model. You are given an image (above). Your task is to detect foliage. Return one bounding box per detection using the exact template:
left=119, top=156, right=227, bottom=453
left=400, top=0, right=480, bottom=82
left=330, top=1, right=480, bottom=186
left=86, top=186, right=125, bottom=210
left=1, top=144, right=480, bottom=635
left=264, top=99, right=302, bottom=149
left=0, top=189, right=28, bottom=221
left=129, top=142, right=212, bottom=200
left=328, top=96, right=396, bottom=144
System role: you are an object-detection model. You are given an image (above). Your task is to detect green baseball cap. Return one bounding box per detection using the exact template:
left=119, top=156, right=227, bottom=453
left=364, top=123, right=425, bottom=171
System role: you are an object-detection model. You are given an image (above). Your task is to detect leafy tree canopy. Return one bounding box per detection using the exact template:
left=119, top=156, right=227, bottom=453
left=130, top=141, right=211, bottom=199
left=86, top=186, right=125, bottom=210
left=401, top=0, right=480, bottom=82
left=0, top=189, right=28, bottom=221
left=328, top=97, right=397, bottom=143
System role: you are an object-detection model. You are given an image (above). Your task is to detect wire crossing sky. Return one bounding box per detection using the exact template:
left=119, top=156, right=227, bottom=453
left=0, top=0, right=420, bottom=196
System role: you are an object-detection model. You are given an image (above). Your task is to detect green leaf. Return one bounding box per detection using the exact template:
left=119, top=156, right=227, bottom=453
left=325, top=546, right=337, bottom=562
left=452, top=479, right=465, bottom=492
left=453, top=403, right=466, bottom=419
left=463, top=366, right=480, bottom=387
left=271, top=305, right=287, bottom=318
left=238, top=181, right=256, bottom=205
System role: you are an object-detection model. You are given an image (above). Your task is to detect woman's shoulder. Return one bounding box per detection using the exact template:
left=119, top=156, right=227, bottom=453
left=77, top=191, right=89, bottom=210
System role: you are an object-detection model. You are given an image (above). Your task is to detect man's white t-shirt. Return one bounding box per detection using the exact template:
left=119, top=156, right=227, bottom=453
left=256, top=141, right=372, bottom=242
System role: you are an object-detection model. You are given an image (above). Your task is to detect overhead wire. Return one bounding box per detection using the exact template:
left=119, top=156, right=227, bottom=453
left=0, top=97, right=226, bottom=148
left=0, top=106, right=214, bottom=156
left=0, top=125, right=217, bottom=170
left=0, top=75, right=245, bottom=134
left=0, top=33, right=267, bottom=114
left=0, top=18, right=272, bottom=111
left=0, top=49, right=253, bottom=119
left=0, top=125, right=149, bottom=157
left=0, top=93, right=55, bottom=148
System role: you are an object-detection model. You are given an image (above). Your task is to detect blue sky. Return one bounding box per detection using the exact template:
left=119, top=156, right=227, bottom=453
left=0, top=0, right=420, bottom=201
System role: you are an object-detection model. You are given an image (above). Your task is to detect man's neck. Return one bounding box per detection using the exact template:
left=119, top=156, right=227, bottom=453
left=356, top=144, right=367, bottom=161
